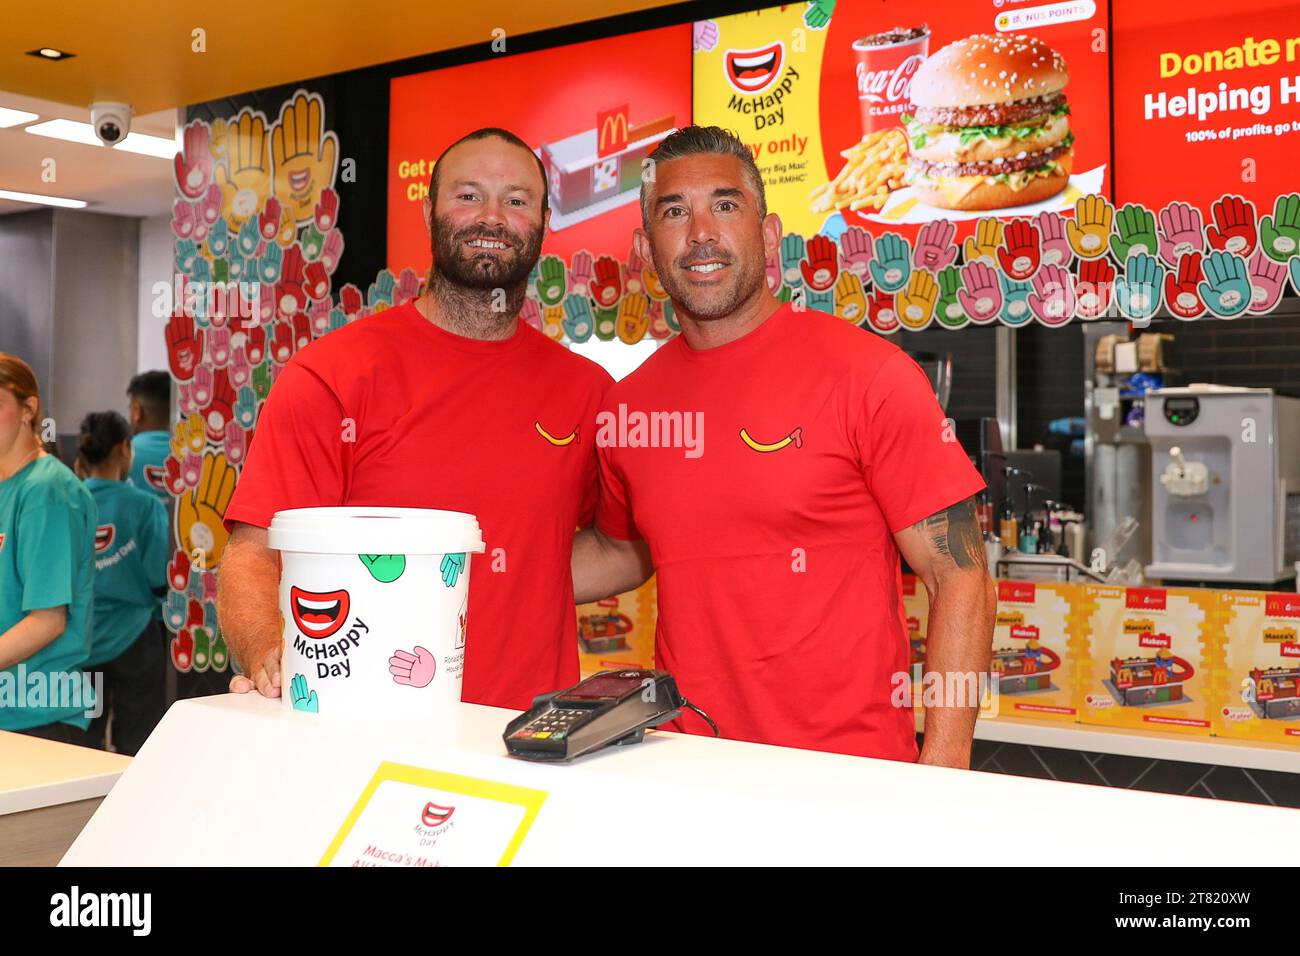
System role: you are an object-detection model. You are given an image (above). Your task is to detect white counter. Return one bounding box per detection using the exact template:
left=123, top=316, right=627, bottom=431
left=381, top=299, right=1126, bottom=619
left=0, top=731, right=130, bottom=815
left=974, top=715, right=1300, bottom=773
left=62, top=693, right=1300, bottom=866
left=1, top=731, right=131, bottom=866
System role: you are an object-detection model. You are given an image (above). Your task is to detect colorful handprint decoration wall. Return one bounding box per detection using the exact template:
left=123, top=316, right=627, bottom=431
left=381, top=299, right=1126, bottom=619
left=166, top=88, right=1299, bottom=673
left=521, top=192, right=1298, bottom=339
left=164, top=90, right=423, bottom=674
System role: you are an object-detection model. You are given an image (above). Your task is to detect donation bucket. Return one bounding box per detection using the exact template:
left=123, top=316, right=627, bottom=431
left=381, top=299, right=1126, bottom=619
left=267, top=507, right=485, bottom=719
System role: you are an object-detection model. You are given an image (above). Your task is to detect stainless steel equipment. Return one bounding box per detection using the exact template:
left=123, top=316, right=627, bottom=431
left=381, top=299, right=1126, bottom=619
left=996, top=514, right=1139, bottom=584
left=1083, top=321, right=1152, bottom=572
left=995, top=552, right=1105, bottom=583
left=1144, top=385, right=1300, bottom=584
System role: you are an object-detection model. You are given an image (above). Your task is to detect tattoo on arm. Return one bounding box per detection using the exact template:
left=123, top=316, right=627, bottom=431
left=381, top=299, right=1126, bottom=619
left=914, top=495, right=986, bottom=572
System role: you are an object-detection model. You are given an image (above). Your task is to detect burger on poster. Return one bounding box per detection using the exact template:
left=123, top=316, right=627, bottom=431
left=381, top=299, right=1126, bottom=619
left=903, top=33, right=1074, bottom=211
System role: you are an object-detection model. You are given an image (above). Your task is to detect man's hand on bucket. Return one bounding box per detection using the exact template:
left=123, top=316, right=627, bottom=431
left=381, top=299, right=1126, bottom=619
left=229, top=645, right=282, bottom=698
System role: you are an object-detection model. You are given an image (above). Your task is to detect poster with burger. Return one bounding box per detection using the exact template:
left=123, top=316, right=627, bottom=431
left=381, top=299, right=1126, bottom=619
left=695, top=1, right=1110, bottom=242
left=816, top=0, right=1110, bottom=232
left=900, top=34, right=1078, bottom=214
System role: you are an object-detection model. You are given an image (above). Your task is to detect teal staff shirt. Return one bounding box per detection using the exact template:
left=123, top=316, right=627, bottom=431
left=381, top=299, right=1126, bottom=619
left=129, top=429, right=172, bottom=622
left=83, top=478, right=168, bottom=667
left=129, top=430, right=172, bottom=503
left=0, top=455, right=98, bottom=730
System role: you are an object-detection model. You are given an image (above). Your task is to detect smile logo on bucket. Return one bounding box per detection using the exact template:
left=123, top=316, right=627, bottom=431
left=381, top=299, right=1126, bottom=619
left=290, top=586, right=351, bottom=639
left=421, top=802, right=455, bottom=828
left=725, top=42, right=785, bottom=94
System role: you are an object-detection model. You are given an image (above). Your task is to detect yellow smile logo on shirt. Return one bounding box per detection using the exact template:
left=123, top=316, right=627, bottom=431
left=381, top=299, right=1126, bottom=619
left=739, top=426, right=803, bottom=453
left=535, top=421, right=578, bottom=447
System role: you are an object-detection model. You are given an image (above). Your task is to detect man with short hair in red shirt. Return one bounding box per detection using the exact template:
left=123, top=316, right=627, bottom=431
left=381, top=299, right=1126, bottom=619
left=220, top=127, right=614, bottom=709
left=572, top=126, right=996, bottom=766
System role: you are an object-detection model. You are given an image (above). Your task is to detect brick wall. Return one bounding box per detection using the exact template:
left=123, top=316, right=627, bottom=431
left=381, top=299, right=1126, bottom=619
left=1147, top=312, right=1300, bottom=395
left=874, top=307, right=1300, bottom=518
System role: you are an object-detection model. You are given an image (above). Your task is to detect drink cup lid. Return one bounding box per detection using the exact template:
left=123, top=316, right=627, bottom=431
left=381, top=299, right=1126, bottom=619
left=852, top=26, right=930, bottom=50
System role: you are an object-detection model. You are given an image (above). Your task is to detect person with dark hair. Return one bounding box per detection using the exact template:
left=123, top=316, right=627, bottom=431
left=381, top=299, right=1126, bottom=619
left=428, top=127, right=549, bottom=215
left=126, top=370, right=172, bottom=501
left=572, top=126, right=996, bottom=766
left=220, top=127, right=618, bottom=712
left=77, top=410, right=169, bottom=754
left=0, top=353, right=99, bottom=743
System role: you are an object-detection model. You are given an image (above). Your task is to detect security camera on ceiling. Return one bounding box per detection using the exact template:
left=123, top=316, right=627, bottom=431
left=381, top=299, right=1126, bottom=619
left=90, top=102, right=132, bottom=146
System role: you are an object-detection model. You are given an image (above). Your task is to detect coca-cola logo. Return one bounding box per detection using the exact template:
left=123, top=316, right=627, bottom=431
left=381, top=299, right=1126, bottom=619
left=856, top=54, right=923, bottom=104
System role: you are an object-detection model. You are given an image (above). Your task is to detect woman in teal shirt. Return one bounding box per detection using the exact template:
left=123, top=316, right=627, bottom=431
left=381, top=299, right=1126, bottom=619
left=78, top=411, right=170, bottom=754
left=0, top=353, right=98, bottom=742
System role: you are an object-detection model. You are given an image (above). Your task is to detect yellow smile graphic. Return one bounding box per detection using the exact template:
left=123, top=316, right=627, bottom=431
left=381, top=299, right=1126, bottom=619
left=739, top=426, right=803, bottom=453
left=535, top=421, right=578, bottom=446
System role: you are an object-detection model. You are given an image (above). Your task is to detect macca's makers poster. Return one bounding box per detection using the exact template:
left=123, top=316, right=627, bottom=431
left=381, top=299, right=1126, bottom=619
left=694, top=0, right=1111, bottom=241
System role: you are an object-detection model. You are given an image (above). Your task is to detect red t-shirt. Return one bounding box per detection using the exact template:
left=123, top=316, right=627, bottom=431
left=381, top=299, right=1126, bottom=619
left=596, top=304, right=985, bottom=761
left=224, top=302, right=613, bottom=709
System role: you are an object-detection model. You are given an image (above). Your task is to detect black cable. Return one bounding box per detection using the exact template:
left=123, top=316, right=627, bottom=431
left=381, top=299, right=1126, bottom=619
left=681, top=699, right=719, bottom=737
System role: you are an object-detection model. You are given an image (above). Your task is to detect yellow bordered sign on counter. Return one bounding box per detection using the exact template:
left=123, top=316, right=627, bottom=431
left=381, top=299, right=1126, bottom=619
left=319, top=761, right=547, bottom=867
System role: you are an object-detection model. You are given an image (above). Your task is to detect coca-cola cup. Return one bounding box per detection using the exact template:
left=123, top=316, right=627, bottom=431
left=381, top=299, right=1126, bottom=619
left=853, top=26, right=930, bottom=138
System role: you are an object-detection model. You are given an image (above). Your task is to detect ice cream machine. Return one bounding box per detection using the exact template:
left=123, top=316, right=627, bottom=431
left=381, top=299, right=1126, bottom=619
left=1144, top=386, right=1300, bottom=585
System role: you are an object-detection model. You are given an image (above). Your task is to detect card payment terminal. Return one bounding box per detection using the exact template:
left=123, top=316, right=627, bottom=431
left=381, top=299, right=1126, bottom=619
left=504, top=669, right=689, bottom=762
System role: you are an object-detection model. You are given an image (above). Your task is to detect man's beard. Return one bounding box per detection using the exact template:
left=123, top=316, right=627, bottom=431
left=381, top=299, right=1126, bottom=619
left=654, top=244, right=764, bottom=320
left=431, top=215, right=544, bottom=291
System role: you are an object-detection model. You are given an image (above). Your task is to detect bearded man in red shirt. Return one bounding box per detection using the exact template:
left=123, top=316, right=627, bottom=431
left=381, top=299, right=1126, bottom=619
left=220, top=127, right=612, bottom=709
left=572, top=126, right=996, bottom=767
